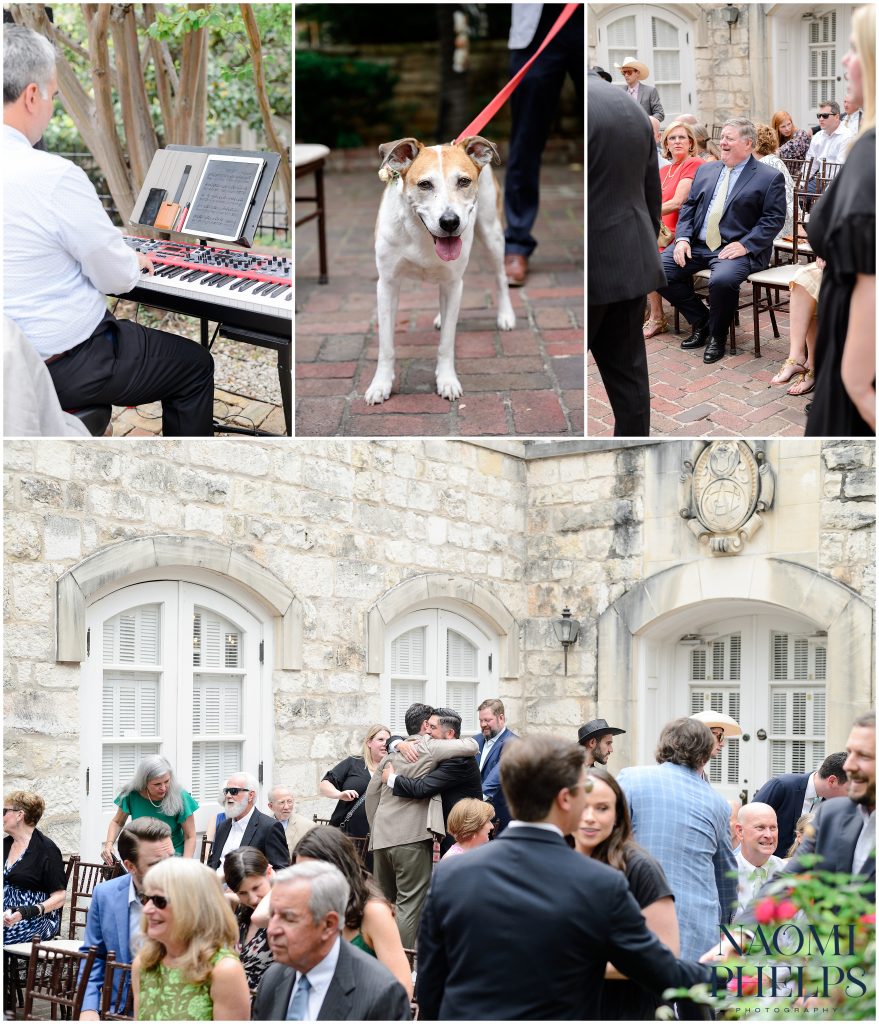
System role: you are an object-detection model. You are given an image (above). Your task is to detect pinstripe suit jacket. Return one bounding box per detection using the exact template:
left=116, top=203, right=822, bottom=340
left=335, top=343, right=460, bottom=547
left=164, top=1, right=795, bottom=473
left=618, top=761, right=738, bottom=959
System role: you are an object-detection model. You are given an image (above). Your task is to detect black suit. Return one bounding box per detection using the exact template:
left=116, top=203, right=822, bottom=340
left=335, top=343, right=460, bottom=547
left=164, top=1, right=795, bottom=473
left=659, top=155, right=786, bottom=340
left=587, top=69, right=665, bottom=437
left=252, top=939, right=411, bottom=1020
left=391, top=755, right=483, bottom=854
left=753, top=771, right=811, bottom=856
left=208, top=807, right=289, bottom=871
left=782, top=797, right=875, bottom=880
left=417, top=825, right=711, bottom=1020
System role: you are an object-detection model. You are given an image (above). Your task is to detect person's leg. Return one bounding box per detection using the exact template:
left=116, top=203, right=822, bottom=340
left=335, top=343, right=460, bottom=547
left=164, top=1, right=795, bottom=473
left=770, top=280, right=816, bottom=384
left=644, top=290, right=667, bottom=337
left=705, top=254, right=752, bottom=339
left=658, top=246, right=711, bottom=328
left=372, top=848, right=397, bottom=906
left=588, top=296, right=650, bottom=436
left=388, top=840, right=433, bottom=948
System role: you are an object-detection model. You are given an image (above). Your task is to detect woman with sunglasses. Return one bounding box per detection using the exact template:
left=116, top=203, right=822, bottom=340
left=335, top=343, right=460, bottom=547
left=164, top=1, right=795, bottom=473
left=571, top=767, right=679, bottom=1021
left=102, top=755, right=198, bottom=865
left=292, top=825, right=414, bottom=998
left=221, top=847, right=274, bottom=999
left=3, top=791, right=66, bottom=944
left=132, top=858, right=250, bottom=1021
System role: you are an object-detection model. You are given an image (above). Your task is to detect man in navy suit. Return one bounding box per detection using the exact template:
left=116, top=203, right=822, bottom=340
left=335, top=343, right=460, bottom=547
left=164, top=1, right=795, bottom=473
left=753, top=751, right=848, bottom=856
left=660, top=117, right=786, bottom=364
left=79, top=817, right=174, bottom=1019
left=475, top=698, right=518, bottom=834
left=416, top=734, right=713, bottom=1020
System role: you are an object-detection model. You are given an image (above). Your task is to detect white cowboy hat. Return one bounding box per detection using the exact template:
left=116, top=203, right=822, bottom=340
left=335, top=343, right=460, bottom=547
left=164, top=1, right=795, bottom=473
left=690, top=710, right=743, bottom=738
left=614, top=57, right=650, bottom=81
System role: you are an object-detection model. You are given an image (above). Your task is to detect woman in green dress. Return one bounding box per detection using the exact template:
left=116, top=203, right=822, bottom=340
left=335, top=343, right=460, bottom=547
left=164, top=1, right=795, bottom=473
left=132, top=857, right=250, bottom=1021
left=102, top=755, right=198, bottom=863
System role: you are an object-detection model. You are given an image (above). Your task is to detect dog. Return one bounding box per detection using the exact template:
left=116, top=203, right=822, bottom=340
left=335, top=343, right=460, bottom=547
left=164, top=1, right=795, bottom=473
left=365, top=135, right=516, bottom=405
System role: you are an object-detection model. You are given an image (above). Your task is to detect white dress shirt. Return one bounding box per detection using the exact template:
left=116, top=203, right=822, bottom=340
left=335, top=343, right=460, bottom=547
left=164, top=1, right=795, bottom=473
left=219, top=806, right=255, bottom=865
left=127, top=875, right=145, bottom=956
left=287, top=936, right=341, bottom=1020
left=733, top=849, right=785, bottom=920
left=2, top=124, right=140, bottom=358
left=479, top=727, right=506, bottom=772
left=805, top=123, right=853, bottom=173
left=801, top=772, right=820, bottom=817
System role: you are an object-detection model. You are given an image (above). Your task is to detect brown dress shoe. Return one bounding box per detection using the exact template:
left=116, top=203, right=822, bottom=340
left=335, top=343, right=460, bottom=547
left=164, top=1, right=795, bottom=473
left=504, top=253, right=528, bottom=286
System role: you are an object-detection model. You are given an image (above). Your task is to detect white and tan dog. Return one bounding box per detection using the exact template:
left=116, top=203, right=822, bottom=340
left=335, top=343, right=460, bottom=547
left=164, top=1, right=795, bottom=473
left=365, top=135, right=516, bottom=405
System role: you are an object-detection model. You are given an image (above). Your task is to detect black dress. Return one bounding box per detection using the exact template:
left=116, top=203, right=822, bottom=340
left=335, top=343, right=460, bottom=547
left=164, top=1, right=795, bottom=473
left=806, top=128, right=875, bottom=437
left=323, top=755, right=371, bottom=837
left=598, top=845, right=676, bottom=1021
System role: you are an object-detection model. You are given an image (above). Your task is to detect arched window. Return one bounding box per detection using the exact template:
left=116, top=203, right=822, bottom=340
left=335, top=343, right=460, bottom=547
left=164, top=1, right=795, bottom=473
left=382, top=607, right=498, bottom=736
left=81, top=580, right=272, bottom=858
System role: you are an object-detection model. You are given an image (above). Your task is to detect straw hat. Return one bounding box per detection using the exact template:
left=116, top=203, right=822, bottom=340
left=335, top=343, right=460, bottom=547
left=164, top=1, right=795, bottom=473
left=615, top=57, right=650, bottom=81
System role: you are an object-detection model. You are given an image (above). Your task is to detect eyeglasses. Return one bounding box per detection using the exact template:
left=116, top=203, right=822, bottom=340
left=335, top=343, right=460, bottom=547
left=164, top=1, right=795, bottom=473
left=222, top=787, right=250, bottom=796
left=710, top=729, right=725, bottom=739
left=816, top=113, right=833, bottom=119
left=2, top=807, right=21, bottom=815
left=137, top=893, right=170, bottom=909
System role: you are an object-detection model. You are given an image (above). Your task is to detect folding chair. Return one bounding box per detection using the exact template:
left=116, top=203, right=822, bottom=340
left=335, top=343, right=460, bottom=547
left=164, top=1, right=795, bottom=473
left=68, top=859, right=123, bottom=940
left=348, top=835, right=369, bottom=861
left=199, top=834, right=213, bottom=864
left=21, top=937, right=98, bottom=1020
left=100, top=952, right=135, bottom=1021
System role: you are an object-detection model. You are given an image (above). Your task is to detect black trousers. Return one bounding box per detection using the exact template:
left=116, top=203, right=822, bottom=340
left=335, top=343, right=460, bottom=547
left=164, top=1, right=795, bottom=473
left=504, top=4, right=584, bottom=256
left=658, top=241, right=754, bottom=340
left=47, top=313, right=215, bottom=436
left=588, top=295, right=650, bottom=437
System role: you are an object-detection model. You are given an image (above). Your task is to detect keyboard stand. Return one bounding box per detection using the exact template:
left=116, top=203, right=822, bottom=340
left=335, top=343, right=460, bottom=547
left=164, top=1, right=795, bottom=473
left=209, top=321, right=292, bottom=436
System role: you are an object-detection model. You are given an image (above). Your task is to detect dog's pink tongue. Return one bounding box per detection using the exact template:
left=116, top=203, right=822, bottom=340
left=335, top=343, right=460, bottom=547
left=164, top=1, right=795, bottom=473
left=434, top=235, right=462, bottom=262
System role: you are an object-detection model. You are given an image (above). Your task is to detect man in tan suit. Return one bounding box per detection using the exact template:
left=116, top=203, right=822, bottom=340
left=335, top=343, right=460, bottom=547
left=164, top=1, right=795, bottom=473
left=268, top=784, right=316, bottom=860
left=365, top=702, right=478, bottom=946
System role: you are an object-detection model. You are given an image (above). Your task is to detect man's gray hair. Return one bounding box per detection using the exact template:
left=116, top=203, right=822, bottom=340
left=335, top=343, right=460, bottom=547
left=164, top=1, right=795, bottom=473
left=819, top=99, right=841, bottom=116
left=272, top=861, right=348, bottom=930
left=4, top=27, right=56, bottom=105
left=723, top=117, right=757, bottom=148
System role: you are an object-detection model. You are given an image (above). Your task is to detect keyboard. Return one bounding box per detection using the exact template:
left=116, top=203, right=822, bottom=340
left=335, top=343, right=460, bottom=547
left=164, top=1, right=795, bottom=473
left=118, top=236, right=291, bottom=338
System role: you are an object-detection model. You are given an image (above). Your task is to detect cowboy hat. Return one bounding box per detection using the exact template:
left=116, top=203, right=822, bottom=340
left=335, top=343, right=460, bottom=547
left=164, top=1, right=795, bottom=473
left=689, top=710, right=743, bottom=738
left=614, top=57, right=650, bottom=80
left=578, top=718, right=626, bottom=746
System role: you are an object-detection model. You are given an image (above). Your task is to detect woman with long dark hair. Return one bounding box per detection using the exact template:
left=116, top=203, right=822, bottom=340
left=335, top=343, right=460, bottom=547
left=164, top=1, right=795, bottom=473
left=221, top=847, right=274, bottom=999
left=572, top=766, right=679, bottom=1020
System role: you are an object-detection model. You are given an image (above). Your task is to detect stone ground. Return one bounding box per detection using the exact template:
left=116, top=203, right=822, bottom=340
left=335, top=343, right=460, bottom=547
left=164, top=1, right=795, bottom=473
left=295, top=161, right=584, bottom=437
left=587, top=281, right=810, bottom=438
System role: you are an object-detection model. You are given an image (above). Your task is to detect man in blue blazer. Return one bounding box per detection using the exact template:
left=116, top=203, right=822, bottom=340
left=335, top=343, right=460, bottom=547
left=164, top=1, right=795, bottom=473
left=753, top=751, right=848, bottom=856
left=660, top=117, right=786, bottom=364
left=475, top=698, right=518, bottom=834
left=79, top=817, right=174, bottom=1019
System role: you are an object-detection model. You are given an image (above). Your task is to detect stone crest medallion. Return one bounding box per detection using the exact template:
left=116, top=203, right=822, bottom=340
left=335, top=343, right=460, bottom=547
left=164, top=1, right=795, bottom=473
left=680, top=441, right=775, bottom=555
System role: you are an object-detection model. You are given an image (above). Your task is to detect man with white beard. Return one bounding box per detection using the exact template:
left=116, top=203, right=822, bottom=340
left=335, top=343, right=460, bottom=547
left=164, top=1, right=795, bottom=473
left=207, top=771, right=290, bottom=871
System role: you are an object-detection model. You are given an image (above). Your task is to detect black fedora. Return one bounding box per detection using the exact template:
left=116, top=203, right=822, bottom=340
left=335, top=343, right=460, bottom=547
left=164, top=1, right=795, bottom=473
left=577, top=718, right=626, bottom=746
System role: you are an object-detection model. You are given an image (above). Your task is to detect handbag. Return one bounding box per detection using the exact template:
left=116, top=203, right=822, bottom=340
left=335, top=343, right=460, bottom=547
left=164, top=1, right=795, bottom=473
left=339, top=793, right=366, bottom=832
left=658, top=222, right=674, bottom=249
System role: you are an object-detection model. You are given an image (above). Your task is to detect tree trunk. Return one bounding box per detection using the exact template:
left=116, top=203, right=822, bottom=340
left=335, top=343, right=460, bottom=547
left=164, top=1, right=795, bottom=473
left=108, top=3, right=157, bottom=186
left=241, top=3, right=291, bottom=221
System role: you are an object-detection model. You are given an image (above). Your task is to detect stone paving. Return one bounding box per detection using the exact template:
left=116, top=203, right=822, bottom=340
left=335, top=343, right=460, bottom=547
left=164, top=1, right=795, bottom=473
left=295, top=159, right=584, bottom=436
left=587, top=283, right=810, bottom=437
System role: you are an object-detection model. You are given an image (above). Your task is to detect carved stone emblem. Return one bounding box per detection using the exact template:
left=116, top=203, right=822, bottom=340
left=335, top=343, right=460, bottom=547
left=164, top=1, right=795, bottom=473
left=679, top=441, right=775, bottom=555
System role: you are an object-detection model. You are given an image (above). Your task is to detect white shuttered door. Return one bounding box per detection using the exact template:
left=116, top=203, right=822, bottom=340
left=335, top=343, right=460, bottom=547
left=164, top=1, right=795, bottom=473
left=82, top=582, right=264, bottom=859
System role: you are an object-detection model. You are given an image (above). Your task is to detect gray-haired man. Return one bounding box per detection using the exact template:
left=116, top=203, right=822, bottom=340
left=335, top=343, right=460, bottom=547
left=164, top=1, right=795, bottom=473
left=253, top=862, right=410, bottom=1020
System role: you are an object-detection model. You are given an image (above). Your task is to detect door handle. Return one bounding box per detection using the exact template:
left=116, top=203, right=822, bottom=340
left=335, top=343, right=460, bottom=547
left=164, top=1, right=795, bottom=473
left=739, top=788, right=748, bottom=805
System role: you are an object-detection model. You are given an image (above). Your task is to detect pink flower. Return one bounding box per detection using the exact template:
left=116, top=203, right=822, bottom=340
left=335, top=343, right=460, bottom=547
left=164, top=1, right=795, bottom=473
left=754, top=897, right=777, bottom=925
left=774, top=899, right=798, bottom=922
left=727, top=974, right=759, bottom=996
left=859, top=913, right=876, bottom=926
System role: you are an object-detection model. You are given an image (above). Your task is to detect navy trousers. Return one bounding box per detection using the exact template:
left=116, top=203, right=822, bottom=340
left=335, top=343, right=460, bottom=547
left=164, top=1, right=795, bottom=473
left=588, top=295, right=650, bottom=437
left=504, top=4, right=584, bottom=257
left=658, top=241, right=755, bottom=340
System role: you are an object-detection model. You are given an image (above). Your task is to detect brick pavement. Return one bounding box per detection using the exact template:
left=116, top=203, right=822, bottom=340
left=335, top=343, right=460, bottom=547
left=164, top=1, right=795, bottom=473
left=296, top=160, right=583, bottom=436
left=587, top=283, right=810, bottom=437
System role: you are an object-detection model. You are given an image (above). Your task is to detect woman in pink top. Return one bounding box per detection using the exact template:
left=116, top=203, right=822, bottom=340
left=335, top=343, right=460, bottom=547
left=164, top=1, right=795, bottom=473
left=441, top=799, right=495, bottom=859
left=644, top=122, right=704, bottom=338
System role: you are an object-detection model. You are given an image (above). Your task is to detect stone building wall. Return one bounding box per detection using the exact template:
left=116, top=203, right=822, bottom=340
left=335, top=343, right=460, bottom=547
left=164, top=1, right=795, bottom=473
left=3, top=438, right=874, bottom=852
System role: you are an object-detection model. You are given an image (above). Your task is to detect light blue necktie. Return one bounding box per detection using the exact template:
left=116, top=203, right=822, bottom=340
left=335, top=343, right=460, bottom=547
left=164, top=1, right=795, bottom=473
left=286, top=975, right=311, bottom=1021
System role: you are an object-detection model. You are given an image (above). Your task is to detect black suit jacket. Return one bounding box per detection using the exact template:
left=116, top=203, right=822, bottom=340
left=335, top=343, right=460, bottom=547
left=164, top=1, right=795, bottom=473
left=783, top=797, right=875, bottom=880
left=753, top=771, right=810, bottom=856
left=208, top=807, right=289, bottom=871
left=417, top=825, right=711, bottom=1020
left=674, top=155, right=786, bottom=268
left=251, top=939, right=411, bottom=1020
left=587, top=69, right=665, bottom=304
left=391, top=755, right=483, bottom=853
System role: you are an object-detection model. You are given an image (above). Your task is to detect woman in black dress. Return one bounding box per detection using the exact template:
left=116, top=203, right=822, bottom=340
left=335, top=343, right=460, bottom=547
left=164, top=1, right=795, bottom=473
left=3, top=791, right=66, bottom=944
left=806, top=4, right=875, bottom=436
left=319, top=724, right=391, bottom=838
left=572, top=767, right=679, bottom=1021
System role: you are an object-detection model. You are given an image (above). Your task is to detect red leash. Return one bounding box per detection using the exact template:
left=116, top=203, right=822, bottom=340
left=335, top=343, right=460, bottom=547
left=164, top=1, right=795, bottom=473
left=452, top=3, right=581, bottom=144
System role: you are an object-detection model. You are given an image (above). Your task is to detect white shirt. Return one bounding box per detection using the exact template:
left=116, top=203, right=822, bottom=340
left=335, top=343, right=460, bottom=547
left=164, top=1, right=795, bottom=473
left=287, top=936, right=341, bottom=1021
left=801, top=772, right=820, bottom=817
left=508, top=4, right=543, bottom=49
left=733, top=849, right=785, bottom=920
left=2, top=124, right=140, bottom=358
left=219, top=806, right=255, bottom=865
left=805, top=122, right=853, bottom=173
left=506, top=820, right=563, bottom=837
left=127, top=876, right=145, bottom=956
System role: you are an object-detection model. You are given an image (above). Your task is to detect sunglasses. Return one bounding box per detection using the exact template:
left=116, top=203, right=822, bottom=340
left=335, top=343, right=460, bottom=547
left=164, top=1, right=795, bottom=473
left=138, top=893, right=170, bottom=909
left=816, top=113, right=833, bottom=119
left=222, top=787, right=250, bottom=796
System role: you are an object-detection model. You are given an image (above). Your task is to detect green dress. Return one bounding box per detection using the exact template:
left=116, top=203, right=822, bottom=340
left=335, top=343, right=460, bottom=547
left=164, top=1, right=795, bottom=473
left=137, top=948, right=237, bottom=1021
left=115, top=790, right=199, bottom=857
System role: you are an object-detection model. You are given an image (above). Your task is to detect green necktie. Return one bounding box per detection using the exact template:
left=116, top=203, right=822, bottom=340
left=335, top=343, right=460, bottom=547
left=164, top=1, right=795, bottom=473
left=705, top=168, right=731, bottom=251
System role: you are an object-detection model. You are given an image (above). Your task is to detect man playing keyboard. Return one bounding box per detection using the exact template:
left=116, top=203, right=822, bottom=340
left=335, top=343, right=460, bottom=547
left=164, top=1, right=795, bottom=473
left=3, top=27, right=214, bottom=436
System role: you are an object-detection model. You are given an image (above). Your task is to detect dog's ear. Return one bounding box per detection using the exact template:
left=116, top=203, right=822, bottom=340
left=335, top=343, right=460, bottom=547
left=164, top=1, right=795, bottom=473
left=458, top=136, right=500, bottom=167
left=378, top=138, right=422, bottom=174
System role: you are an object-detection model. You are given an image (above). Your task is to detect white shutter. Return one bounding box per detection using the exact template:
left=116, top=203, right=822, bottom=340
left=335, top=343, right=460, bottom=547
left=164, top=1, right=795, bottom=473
left=101, top=743, right=160, bottom=811
left=607, top=14, right=637, bottom=84
left=103, top=604, right=160, bottom=664
left=767, top=681, right=827, bottom=777
left=392, top=627, right=426, bottom=676
left=389, top=681, right=425, bottom=735
left=389, top=626, right=428, bottom=734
